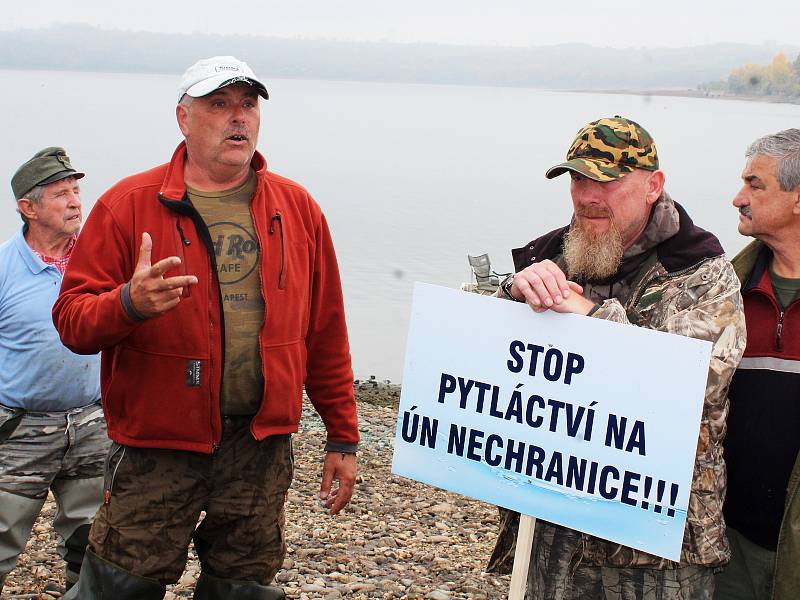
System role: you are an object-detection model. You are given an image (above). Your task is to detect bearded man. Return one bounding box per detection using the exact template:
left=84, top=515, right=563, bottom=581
left=487, top=116, right=746, bottom=600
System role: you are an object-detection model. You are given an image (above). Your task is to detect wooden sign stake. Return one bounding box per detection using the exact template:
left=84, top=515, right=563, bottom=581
left=508, top=515, right=536, bottom=600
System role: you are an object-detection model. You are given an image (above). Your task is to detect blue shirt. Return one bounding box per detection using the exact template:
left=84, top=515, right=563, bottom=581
left=0, top=227, right=100, bottom=411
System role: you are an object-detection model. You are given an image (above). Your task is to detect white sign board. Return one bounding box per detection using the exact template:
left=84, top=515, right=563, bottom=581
left=391, top=283, right=712, bottom=560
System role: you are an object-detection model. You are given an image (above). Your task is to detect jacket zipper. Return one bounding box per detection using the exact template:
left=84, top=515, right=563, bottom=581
left=776, top=310, right=785, bottom=351
left=175, top=220, right=192, bottom=297
left=248, top=202, right=268, bottom=439
left=160, top=194, right=224, bottom=453
left=626, top=263, right=663, bottom=312
left=209, top=256, right=221, bottom=454
left=269, top=211, right=286, bottom=289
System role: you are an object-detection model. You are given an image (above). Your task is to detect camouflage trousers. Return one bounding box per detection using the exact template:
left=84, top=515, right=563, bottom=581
left=527, top=521, right=715, bottom=600
left=0, top=401, right=109, bottom=577
left=88, top=417, right=293, bottom=586
left=527, top=563, right=715, bottom=600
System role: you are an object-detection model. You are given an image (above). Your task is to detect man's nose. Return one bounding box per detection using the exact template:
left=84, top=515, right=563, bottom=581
left=230, top=105, right=246, bottom=122
left=732, top=188, right=747, bottom=207
left=68, top=191, right=81, bottom=207
left=574, top=180, right=603, bottom=205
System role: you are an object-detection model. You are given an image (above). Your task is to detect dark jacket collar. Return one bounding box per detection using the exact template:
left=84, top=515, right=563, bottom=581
left=731, top=240, right=769, bottom=290
left=512, top=195, right=724, bottom=278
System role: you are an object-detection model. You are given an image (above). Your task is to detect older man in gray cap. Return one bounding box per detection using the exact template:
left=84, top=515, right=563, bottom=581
left=0, top=148, right=106, bottom=594
left=56, top=57, right=359, bottom=600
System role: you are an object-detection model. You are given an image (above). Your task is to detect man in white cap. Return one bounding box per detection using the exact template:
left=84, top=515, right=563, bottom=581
left=56, top=56, right=359, bottom=600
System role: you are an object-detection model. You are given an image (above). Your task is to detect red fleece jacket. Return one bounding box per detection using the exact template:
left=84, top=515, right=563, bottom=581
left=53, top=143, right=358, bottom=453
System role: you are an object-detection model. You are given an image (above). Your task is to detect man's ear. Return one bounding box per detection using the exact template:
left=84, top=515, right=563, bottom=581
left=17, top=198, right=37, bottom=221
left=176, top=104, right=189, bottom=136
left=792, top=184, right=800, bottom=216
left=646, top=170, right=666, bottom=205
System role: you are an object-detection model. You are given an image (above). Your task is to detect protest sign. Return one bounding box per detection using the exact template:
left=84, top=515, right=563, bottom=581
left=391, top=283, right=712, bottom=560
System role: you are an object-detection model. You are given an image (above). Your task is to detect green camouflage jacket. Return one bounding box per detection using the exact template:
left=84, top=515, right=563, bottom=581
left=489, top=193, right=746, bottom=571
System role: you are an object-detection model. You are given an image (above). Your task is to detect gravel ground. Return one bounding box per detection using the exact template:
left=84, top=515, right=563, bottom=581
left=2, top=384, right=511, bottom=599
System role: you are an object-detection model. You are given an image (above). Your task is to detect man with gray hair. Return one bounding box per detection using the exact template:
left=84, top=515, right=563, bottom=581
left=716, top=129, right=800, bottom=600
left=0, top=147, right=106, bottom=594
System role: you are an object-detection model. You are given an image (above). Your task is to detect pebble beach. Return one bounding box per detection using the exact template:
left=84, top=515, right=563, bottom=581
left=3, top=383, right=511, bottom=599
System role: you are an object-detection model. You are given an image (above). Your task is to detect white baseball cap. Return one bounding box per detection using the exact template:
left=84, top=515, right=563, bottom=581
left=178, top=56, right=269, bottom=101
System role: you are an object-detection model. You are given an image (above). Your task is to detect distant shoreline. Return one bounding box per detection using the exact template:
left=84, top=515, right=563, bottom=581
left=572, top=88, right=800, bottom=105
left=2, top=64, right=799, bottom=106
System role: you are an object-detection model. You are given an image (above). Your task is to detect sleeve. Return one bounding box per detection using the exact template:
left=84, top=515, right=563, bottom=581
left=590, top=259, right=746, bottom=416
left=303, top=210, right=359, bottom=449
left=52, top=201, right=140, bottom=354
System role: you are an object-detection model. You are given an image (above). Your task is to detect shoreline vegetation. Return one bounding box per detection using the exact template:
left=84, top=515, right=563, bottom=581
left=699, top=52, right=800, bottom=103
left=571, top=88, right=800, bottom=105
left=571, top=53, right=800, bottom=106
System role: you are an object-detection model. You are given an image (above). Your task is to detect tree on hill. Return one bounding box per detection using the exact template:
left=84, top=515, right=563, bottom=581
left=719, top=53, right=800, bottom=97
left=766, top=53, right=800, bottom=95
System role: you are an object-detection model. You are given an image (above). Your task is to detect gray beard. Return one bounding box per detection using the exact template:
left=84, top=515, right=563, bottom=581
left=563, top=220, right=625, bottom=280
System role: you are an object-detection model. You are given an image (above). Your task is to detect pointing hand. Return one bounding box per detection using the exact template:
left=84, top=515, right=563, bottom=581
left=129, top=232, right=198, bottom=318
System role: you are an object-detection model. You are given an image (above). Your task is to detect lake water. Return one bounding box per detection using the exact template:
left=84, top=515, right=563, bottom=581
left=2, top=69, right=799, bottom=380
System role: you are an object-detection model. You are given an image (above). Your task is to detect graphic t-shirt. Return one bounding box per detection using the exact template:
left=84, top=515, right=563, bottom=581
left=188, top=170, right=265, bottom=415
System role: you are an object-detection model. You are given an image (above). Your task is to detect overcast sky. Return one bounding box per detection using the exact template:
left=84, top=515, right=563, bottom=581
left=3, top=0, right=798, bottom=48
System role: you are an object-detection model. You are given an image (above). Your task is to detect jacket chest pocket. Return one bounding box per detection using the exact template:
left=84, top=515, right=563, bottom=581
left=265, top=240, right=312, bottom=341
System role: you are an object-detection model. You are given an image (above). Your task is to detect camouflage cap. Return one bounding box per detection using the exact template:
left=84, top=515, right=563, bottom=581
left=11, top=147, right=85, bottom=200
left=545, top=116, right=659, bottom=182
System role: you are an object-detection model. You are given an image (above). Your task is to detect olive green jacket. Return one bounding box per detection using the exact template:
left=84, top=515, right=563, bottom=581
left=774, top=452, right=800, bottom=600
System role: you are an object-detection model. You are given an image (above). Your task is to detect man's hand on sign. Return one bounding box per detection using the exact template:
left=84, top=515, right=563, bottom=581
left=510, top=260, right=594, bottom=315
left=320, top=451, right=357, bottom=515
left=130, top=232, right=198, bottom=318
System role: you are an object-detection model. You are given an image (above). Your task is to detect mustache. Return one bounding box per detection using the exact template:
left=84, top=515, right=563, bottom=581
left=576, top=207, right=613, bottom=218
left=739, top=206, right=752, bottom=218
left=224, top=128, right=250, bottom=139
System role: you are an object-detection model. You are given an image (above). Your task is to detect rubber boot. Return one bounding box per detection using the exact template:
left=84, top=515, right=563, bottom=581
left=194, top=571, right=285, bottom=599
left=65, top=562, right=80, bottom=590
left=63, top=547, right=165, bottom=600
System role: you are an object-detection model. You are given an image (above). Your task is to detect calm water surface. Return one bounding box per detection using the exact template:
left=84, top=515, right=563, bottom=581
left=2, top=69, right=799, bottom=380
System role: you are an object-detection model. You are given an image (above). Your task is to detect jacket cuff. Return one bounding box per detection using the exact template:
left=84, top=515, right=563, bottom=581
left=325, top=440, right=358, bottom=454
left=586, top=302, right=602, bottom=317
left=120, top=282, right=147, bottom=322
